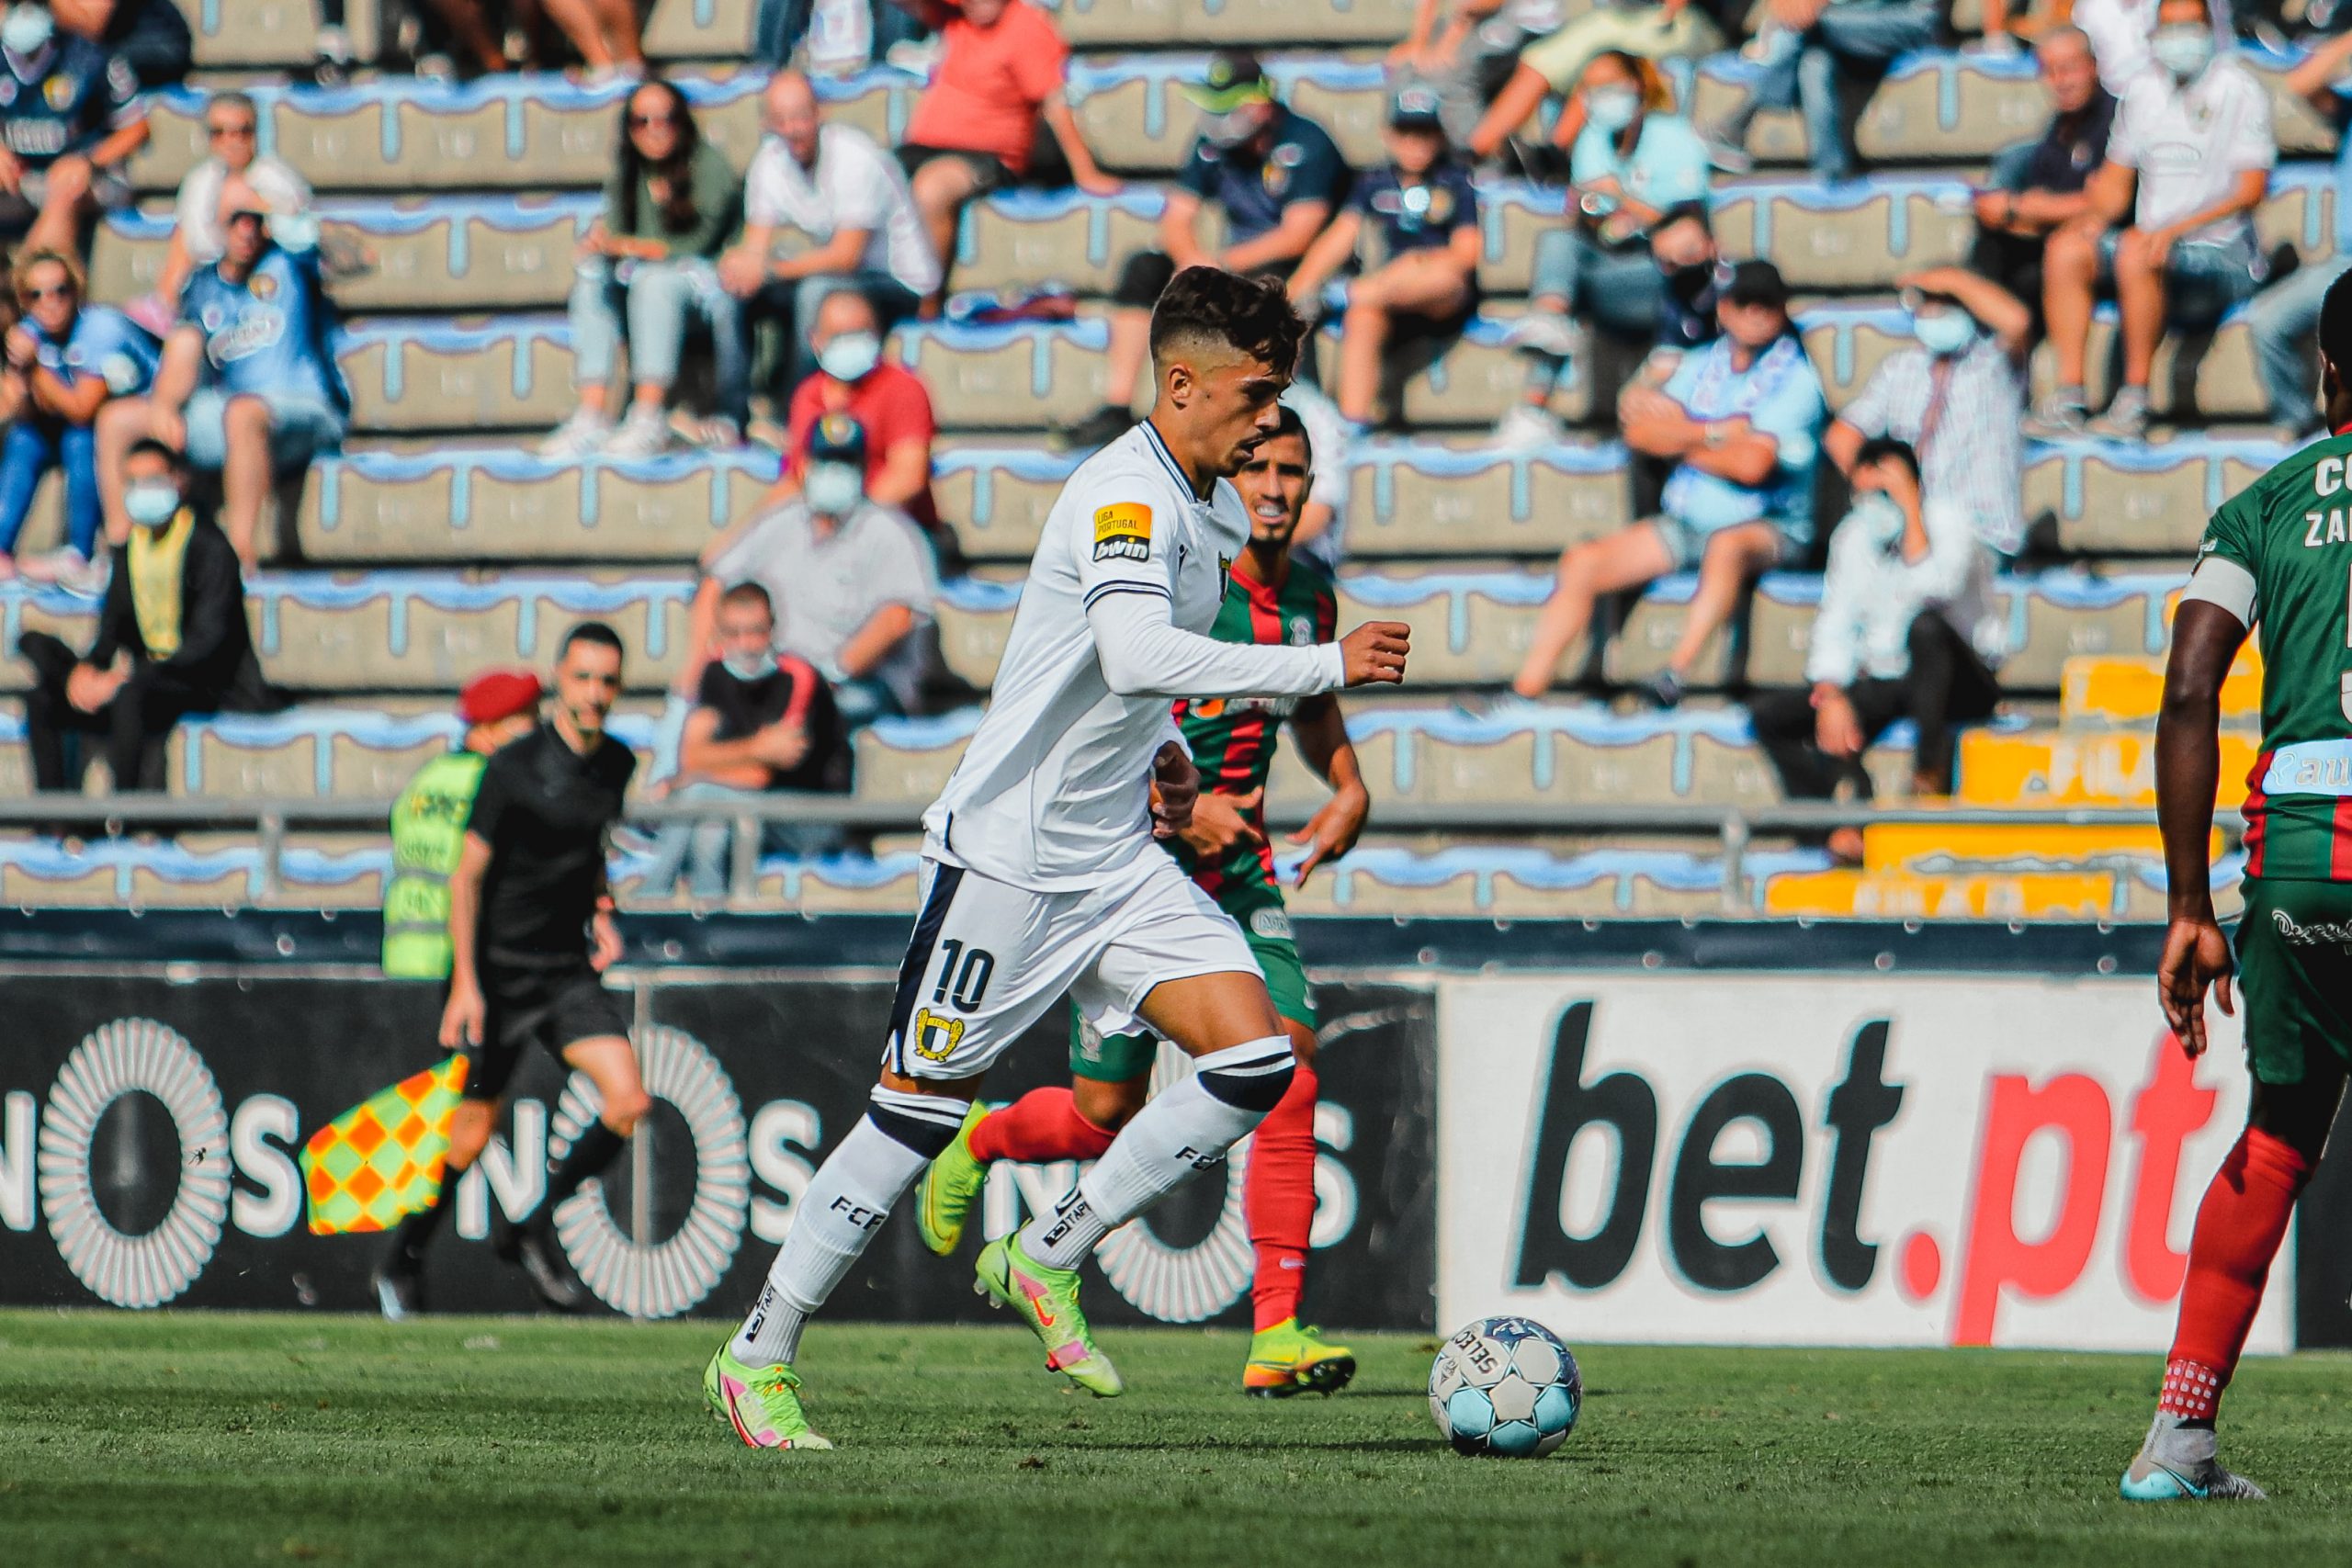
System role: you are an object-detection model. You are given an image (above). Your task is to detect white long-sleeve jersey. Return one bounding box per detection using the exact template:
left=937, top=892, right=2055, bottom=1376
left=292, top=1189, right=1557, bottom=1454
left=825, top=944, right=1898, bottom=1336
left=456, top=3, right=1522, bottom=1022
left=923, top=421, right=1346, bottom=890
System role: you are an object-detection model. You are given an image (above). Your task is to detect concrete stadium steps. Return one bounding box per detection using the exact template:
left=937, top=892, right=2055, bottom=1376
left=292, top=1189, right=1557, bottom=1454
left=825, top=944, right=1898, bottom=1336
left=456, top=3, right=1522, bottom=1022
left=2027, top=307, right=2272, bottom=424
left=1955, top=728, right=2260, bottom=808
left=0, top=573, right=693, bottom=694
left=183, top=0, right=753, bottom=70
left=2060, top=649, right=2263, bottom=727
left=340, top=318, right=578, bottom=432
left=932, top=568, right=2191, bottom=693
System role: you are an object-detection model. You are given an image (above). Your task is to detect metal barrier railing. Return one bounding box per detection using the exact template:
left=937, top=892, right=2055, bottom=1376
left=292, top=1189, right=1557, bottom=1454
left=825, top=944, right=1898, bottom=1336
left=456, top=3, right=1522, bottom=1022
left=0, top=795, right=2243, bottom=915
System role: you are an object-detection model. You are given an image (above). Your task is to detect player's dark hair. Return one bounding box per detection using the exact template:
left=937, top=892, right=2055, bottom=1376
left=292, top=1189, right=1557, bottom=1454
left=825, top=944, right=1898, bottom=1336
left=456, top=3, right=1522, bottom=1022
left=1149, top=266, right=1306, bottom=379
left=124, top=437, right=188, bottom=473
left=720, top=581, right=775, bottom=618
left=2322, top=267, right=2352, bottom=387
left=560, top=620, right=627, bottom=660
left=1854, top=435, right=1921, bottom=483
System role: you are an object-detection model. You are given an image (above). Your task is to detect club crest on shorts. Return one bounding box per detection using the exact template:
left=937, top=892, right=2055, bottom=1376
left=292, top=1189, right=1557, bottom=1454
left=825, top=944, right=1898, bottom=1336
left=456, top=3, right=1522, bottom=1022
left=910, top=1007, right=966, bottom=1062
left=1092, top=502, right=1153, bottom=563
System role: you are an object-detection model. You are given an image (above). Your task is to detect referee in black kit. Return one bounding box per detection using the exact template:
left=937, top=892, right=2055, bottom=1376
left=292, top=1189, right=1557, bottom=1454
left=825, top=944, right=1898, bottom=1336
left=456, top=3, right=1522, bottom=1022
left=440, top=621, right=651, bottom=1308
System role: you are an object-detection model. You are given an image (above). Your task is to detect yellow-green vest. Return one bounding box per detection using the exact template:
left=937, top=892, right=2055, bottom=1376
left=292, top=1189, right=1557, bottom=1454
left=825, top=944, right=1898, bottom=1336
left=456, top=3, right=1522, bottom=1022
left=382, top=750, right=488, bottom=979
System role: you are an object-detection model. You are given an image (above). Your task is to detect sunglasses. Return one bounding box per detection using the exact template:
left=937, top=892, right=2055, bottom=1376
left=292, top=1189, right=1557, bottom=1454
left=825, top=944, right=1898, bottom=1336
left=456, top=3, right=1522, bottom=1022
left=20, top=283, right=72, bottom=301
left=208, top=122, right=256, bottom=138
left=628, top=112, right=680, bottom=129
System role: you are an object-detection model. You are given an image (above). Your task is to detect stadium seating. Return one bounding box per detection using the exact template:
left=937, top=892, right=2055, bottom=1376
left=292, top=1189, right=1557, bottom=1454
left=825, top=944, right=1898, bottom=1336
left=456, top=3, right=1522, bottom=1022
left=5, top=0, right=2324, bottom=919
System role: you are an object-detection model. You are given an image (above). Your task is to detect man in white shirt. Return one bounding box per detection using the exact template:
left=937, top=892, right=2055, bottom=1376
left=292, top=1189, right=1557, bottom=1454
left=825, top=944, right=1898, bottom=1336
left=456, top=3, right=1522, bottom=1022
left=1748, top=437, right=2003, bottom=862
left=718, top=70, right=943, bottom=403
left=2024, top=0, right=2273, bottom=441
left=704, top=267, right=1408, bottom=1451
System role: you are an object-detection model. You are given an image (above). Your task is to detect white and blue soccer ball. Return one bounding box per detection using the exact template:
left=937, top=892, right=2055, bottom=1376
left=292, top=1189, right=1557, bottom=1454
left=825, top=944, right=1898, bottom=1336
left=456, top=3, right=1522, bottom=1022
left=1428, top=1316, right=1581, bottom=1458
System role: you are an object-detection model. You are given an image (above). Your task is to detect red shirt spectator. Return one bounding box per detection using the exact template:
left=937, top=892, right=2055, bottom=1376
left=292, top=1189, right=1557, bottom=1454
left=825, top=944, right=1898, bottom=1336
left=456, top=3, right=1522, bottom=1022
left=786, top=358, right=939, bottom=533
left=902, top=0, right=1069, bottom=176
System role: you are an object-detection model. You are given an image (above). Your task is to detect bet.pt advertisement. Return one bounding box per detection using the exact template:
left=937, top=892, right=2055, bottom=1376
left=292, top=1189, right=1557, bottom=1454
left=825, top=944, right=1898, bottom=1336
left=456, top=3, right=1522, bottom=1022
left=1436, top=976, right=2287, bottom=1354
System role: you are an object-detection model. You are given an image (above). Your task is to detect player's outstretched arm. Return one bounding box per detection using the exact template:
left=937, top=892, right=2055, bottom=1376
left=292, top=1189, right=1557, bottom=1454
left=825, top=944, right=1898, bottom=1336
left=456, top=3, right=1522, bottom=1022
left=1086, top=583, right=1409, bottom=700
left=2154, top=597, right=2249, bottom=1058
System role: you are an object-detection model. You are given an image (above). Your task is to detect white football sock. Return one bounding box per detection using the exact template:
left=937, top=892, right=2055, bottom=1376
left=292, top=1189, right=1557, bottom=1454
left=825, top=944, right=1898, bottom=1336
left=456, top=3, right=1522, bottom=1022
left=729, top=1092, right=966, bottom=1366
left=1019, top=1037, right=1294, bottom=1270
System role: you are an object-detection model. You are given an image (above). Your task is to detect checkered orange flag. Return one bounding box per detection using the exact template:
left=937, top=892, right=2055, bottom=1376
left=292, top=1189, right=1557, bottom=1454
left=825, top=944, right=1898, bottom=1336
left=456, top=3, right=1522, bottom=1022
left=300, top=1055, right=468, bottom=1235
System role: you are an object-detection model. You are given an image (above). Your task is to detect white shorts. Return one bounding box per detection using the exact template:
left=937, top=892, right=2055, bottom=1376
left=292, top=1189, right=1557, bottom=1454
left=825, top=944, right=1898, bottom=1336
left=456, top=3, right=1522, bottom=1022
left=884, top=849, right=1259, bottom=1080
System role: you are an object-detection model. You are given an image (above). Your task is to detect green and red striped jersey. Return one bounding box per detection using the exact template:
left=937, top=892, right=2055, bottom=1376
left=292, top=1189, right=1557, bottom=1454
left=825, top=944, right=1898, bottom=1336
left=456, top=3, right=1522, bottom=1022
left=1166, top=554, right=1339, bottom=899
left=2198, top=430, right=2352, bottom=880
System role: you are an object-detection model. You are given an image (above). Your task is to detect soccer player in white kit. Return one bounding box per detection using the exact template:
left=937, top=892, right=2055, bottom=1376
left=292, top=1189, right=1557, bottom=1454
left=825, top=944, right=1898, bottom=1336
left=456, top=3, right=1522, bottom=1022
left=704, top=267, right=1412, bottom=1450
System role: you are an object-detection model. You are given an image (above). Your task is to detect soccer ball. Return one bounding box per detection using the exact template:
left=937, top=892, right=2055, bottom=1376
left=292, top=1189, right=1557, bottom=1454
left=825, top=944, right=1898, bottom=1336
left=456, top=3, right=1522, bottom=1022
left=1428, top=1316, right=1581, bottom=1458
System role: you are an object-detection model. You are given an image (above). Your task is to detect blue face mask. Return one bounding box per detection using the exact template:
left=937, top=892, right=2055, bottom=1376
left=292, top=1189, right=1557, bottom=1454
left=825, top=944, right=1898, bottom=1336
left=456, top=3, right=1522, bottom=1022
left=720, top=649, right=778, bottom=682
left=125, top=485, right=180, bottom=527
left=1910, top=308, right=1975, bottom=356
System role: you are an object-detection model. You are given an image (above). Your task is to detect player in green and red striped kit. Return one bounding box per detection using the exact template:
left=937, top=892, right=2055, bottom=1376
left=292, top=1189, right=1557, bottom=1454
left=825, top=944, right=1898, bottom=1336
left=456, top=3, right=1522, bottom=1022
left=2126, top=270, right=2352, bottom=1503
left=914, top=405, right=1373, bottom=1395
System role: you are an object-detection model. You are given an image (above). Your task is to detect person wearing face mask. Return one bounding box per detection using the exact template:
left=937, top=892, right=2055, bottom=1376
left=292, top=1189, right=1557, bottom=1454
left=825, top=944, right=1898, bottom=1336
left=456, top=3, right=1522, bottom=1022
left=0, top=0, right=150, bottom=258
left=1283, top=85, right=1483, bottom=430
left=1493, top=51, right=1709, bottom=449
left=2024, top=0, right=2272, bottom=442
left=774, top=288, right=941, bottom=547
left=1825, top=266, right=2029, bottom=563
left=16, top=438, right=279, bottom=798
left=1056, top=51, right=1351, bottom=452
left=637, top=581, right=849, bottom=902
left=1747, top=438, right=2002, bottom=863
left=0, top=247, right=156, bottom=591
left=687, top=414, right=938, bottom=729
left=719, top=71, right=939, bottom=412
left=1464, top=0, right=1724, bottom=169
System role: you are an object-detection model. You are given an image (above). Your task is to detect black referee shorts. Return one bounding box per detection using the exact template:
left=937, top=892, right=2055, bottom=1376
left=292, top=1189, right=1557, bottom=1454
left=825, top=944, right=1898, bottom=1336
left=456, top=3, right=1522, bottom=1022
left=461, top=959, right=631, bottom=1102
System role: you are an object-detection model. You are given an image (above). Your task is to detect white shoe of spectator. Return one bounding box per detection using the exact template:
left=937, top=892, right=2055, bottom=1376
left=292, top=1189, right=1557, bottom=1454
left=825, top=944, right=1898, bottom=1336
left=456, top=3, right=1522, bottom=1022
left=603, top=405, right=673, bottom=459
left=1501, top=313, right=1577, bottom=361
left=1492, top=404, right=1566, bottom=451
left=19, top=546, right=88, bottom=583
left=539, top=408, right=614, bottom=457
left=57, top=551, right=110, bottom=598
left=2085, top=386, right=2151, bottom=442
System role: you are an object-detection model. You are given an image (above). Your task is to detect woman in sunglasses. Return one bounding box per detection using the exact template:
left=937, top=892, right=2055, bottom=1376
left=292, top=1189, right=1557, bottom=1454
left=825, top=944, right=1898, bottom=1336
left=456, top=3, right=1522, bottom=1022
left=153, top=91, right=310, bottom=310
left=546, top=78, right=747, bottom=457
left=0, top=248, right=157, bottom=592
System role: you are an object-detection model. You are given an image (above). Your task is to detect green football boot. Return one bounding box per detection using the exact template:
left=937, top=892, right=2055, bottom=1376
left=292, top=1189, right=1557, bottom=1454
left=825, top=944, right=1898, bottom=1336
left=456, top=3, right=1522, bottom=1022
left=917, top=1102, right=991, bottom=1257
left=1243, top=1318, right=1357, bottom=1398
left=974, top=1234, right=1124, bottom=1396
left=705, top=1346, right=834, bottom=1450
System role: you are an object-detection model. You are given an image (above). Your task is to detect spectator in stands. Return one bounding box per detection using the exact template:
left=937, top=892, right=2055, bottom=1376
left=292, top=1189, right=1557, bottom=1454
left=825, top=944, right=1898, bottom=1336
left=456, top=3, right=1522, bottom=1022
left=0, top=1, right=148, bottom=257
left=1968, top=27, right=2114, bottom=333
left=153, top=91, right=311, bottom=310
left=720, top=70, right=939, bottom=410
left=1389, top=0, right=1565, bottom=152
left=639, top=581, right=850, bottom=899
left=0, top=248, right=153, bottom=590
left=1825, top=267, right=2030, bottom=562
left=1702, top=0, right=1939, bottom=181
left=1493, top=51, right=1709, bottom=448
left=1504, top=261, right=1825, bottom=708
left=1285, top=85, right=1481, bottom=430
left=754, top=0, right=926, bottom=72
left=892, top=0, right=1117, bottom=309
left=17, top=439, right=278, bottom=795
left=774, top=288, right=944, bottom=553
left=2248, top=28, right=2352, bottom=441
left=1056, top=51, right=1350, bottom=451
left=545, top=80, right=746, bottom=458
left=50, top=0, right=186, bottom=89
left=1646, top=201, right=1724, bottom=367
left=2074, top=0, right=2176, bottom=96
left=687, top=415, right=937, bottom=726
left=1283, top=380, right=1352, bottom=572
left=1464, top=0, right=1724, bottom=169
left=139, top=203, right=346, bottom=571
left=541, top=0, right=645, bottom=82
left=2023, top=0, right=2271, bottom=440
left=1748, top=438, right=2002, bottom=862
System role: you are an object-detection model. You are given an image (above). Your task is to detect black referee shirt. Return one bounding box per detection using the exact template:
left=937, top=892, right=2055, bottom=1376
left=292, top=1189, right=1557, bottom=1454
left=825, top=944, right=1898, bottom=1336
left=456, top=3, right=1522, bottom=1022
left=467, top=722, right=636, bottom=967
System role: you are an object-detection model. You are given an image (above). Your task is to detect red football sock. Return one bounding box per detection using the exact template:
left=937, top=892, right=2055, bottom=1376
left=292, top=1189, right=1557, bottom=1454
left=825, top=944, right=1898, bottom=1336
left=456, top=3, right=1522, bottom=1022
left=967, top=1087, right=1117, bottom=1165
left=2162, top=1126, right=2311, bottom=1421
left=1247, top=1060, right=1319, bottom=1332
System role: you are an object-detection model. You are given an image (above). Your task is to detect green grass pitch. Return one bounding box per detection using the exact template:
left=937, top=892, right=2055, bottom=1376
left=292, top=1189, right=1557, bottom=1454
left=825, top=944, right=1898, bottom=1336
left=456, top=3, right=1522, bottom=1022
left=4, top=1311, right=2351, bottom=1566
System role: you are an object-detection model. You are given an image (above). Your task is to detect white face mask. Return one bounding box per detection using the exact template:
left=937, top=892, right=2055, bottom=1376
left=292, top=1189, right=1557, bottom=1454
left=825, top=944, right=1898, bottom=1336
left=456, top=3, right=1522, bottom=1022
left=720, top=648, right=779, bottom=682
left=1585, top=87, right=1640, bottom=134
left=804, top=460, right=864, bottom=516
left=816, top=330, right=881, bottom=384
left=1910, top=308, right=1975, bottom=356
left=125, top=484, right=180, bottom=527
left=2149, top=24, right=2213, bottom=81
left=1, top=6, right=51, bottom=56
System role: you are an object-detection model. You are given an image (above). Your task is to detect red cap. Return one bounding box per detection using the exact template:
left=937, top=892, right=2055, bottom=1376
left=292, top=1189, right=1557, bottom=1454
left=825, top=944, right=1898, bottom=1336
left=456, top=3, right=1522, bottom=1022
left=457, top=670, right=544, bottom=726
